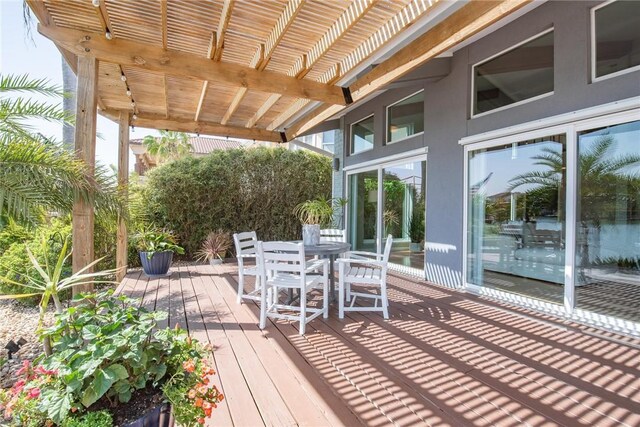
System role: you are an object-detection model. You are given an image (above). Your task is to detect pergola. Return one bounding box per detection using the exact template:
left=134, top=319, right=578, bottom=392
left=26, top=0, right=529, bottom=281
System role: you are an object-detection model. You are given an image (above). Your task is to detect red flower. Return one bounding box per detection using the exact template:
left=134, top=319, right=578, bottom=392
left=183, top=360, right=196, bottom=373
left=218, top=393, right=224, bottom=401
left=197, top=418, right=205, bottom=424
left=204, top=407, right=212, bottom=417
left=16, top=361, right=31, bottom=377
left=202, top=401, right=212, bottom=410
left=27, top=388, right=40, bottom=399
left=194, top=397, right=203, bottom=408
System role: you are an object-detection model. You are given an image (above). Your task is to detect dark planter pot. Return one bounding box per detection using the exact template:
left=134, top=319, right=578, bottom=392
left=139, top=251, right=174, bottom=277
left=123, top=403, right=174, bottom=427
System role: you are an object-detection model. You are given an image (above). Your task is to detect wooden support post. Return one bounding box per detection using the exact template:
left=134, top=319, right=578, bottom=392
left=72, top=56, right=98, bottom=295
left=116, top=112, right=130, bottom=282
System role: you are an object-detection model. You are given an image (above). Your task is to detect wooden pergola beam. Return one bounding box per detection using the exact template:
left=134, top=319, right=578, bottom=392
left=72, top=56, right=99, bottom=294
left=123, top=112, right=282, bottom=142
left=116, top=111, right=129, bottom=282
left=285, top=0, right=531, bottom=139
left=38, top=24, right=348, bottom=106
left=213, top=0, right=235, bottom=61
left=253, top=0, right=373, bottom=130
left=223, top=0, right=306, bottom=126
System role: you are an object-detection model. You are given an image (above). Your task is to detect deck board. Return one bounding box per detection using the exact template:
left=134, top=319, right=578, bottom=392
left=120, top=263, right=640, bottom=427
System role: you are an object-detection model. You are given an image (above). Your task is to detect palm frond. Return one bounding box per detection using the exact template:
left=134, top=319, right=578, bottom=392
left=0, top=74, right=64, bottom=97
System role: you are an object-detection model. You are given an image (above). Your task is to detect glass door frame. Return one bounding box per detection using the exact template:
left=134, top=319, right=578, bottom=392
left=462, top=106, right=640, bottom=336
left=345, top=152, right=428, bottom=273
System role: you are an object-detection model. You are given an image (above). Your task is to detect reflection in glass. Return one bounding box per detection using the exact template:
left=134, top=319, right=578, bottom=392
left=474, top=30, right=554, bottom=115
left=594, top=0, right=640, bottom=78
left=351, top=116, right=374, bottom=154
left=387, top=91, right=424, bottom=143
left=576, top=121, right=640, bottom=323
left=467, top=135, right=566, bottom=303
left=348, top=171, right=378, bottom=252
left=382, top=161, right=426, bottom=269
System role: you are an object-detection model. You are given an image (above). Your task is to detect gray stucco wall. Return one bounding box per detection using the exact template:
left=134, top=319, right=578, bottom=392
left=335, top=0, right=640, bottom=288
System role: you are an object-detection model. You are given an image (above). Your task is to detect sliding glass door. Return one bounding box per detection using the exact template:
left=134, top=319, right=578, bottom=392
left=347, top=157, right=427, bottom=271
left=465, top=113, right=640, bottom=328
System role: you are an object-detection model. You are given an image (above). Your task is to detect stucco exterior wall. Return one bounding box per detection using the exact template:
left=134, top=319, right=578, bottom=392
left=335, top=0, right=640, bottom=288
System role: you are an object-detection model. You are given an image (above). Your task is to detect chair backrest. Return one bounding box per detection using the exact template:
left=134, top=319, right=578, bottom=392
left=320, top=228, right=347, bottom=243
left=261, top=242, right=306, bottom=278
left=381, top=234, right=393, bottom=266
left=233, top=231, right=258, bottom=267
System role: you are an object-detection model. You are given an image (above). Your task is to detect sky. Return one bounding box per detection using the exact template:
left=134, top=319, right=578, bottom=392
left=0, top=0, right=159, bottom=171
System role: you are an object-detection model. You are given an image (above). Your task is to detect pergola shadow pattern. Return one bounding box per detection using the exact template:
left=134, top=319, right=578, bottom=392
left=117, top=264, right=640, bottom=427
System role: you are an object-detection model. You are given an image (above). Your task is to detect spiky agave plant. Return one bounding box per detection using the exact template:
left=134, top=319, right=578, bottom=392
left=195, top=230, right=232, bottom=263
left=0, top=235, right=119, bottom=329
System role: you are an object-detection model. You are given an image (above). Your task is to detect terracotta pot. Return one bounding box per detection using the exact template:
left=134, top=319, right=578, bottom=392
left=123, top=403, right=174, bottom=427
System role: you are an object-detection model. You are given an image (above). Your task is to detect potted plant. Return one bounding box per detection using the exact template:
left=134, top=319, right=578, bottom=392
left=133, top=227, right=185, bottom=277
left=408, top=213, right=425, bottom=252
left=294, top=198, right=334, bottom=245
left=195, top=230, right=232, bottom=266
left=0, top=291, right=224, bottom=427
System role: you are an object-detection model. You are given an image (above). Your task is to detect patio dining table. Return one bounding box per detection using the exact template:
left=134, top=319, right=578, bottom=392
left=286, top=241, right=351, bottom=303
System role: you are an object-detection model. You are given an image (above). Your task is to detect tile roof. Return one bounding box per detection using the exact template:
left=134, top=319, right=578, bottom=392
left=130, top=136, right=247, bottom=155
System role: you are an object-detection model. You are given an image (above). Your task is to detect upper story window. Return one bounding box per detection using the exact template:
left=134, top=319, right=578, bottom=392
left=386, top=90, right=424, bottom=144
left=473, top=29, right=554, bottom=117
left=592, top=0, right=640, bottom=81
left=351, top=115, right=374, bottom=154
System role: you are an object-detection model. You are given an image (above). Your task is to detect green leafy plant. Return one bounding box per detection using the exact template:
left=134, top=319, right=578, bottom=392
left=61, top=410, right=113, bottom=427
left=132, top=226, right=185, bottom=259
left=195, top=230, right=232, bottom=263
left=0, top=235, right=118, bottom=329
left=408, top=212, right=425, bottom=244
left=294, top=197, right=334, bottom=226
left=19, top=291, right=223, bottom=425
left=143, top=130, right=191, bottom=162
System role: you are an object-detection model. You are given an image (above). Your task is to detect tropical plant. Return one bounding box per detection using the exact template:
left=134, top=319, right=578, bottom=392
left=0, top=235, right=118, bottom=330
left=195, top=230, right=232, bottom=263
left=132, top=226, right=185, bottom=258
left=0, top=74, right=119, bottom=225
left=143, top=130, right=191, bottom=162
left=294, top=198, right=334, bottom=226
left=408, top=212, right=425, bottom=243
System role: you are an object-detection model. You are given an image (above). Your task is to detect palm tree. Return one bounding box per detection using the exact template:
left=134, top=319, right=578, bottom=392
left=143, top=130, right=191, bottom=162
left=0, top=74, right=118, bottom=225
left=509, top=135, right=640, bottom=265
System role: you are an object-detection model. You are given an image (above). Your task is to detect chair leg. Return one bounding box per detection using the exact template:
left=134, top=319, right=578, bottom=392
left=346, top=283, right=351, bottom=302
left=381, top=280, right=389, bottom=319
left=299, top=288, right=306, bottom=335
left=338, top=263, right=345, bottom=319
left=236, top=273, right=244, bottom=304
left=259, top=285, right=268, bottom=330
left=323, top=274, right=329, bottom=319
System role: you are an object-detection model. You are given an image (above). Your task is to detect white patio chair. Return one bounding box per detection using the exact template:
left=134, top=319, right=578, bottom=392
left=233, top=231, right=261, bottom=304
left=337, top=235, right=393, bottom=319
left=256, top=241, right=329, bottom=335
left=320, top=228, right=347, bottom=242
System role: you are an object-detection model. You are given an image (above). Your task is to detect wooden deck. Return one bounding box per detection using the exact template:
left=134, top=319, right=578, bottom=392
left=117, top=264, right=640, bottom=427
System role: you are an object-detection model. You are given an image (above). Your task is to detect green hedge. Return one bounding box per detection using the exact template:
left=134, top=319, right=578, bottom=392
left=144, top=147, right=332, bottom=256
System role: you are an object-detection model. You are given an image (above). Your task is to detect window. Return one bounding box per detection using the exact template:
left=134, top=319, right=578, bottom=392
left=322, top=130, right=335, bottom=154
left=351, top=115, right=374, bottom=154
left=467, top=134, right=566, bottom=304
left=592, top=0, right=640, bottom=80
left=387, top=91, right=424, bottom=143
left=473, top=30, right=554, bottom=116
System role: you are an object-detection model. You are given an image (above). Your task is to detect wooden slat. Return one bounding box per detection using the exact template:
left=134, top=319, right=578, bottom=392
left=213, top=0, right=235, bottom=62
left=285, top=0, right=531, bottom=138
left=38, top=24, right=347, bottom=106
left=223, top=0, right=305, bottom=126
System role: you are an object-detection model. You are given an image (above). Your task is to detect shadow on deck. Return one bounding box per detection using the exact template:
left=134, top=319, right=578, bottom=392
left=117, top=263, right=640, bottom=427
